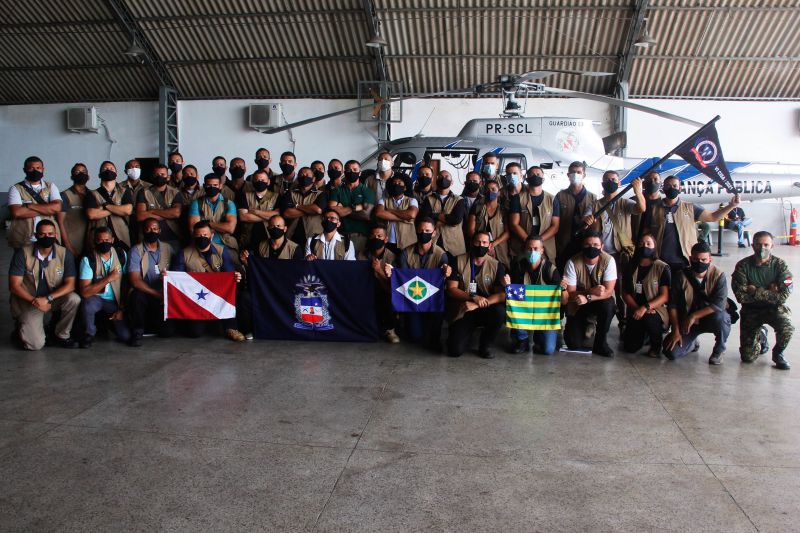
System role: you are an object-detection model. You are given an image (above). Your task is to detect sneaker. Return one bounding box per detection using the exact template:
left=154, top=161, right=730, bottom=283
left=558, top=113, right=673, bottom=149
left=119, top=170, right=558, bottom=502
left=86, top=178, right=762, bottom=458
left=773, top=353, right=791, bottom=370
left=56, top=337, right=78, bottom=349
left=477, top=347, right=495, bottom=359
left=79, top=335, right=93, bottom=349
left=383, top=329, right=400, bottom=344
left=128, top=335, right=143, bottom=348
left=708, top=352, right=723, bottom=365
left=757, top=326, right=770, bottom=355
left=509, top=338, right=529, bottom=354
left=226, top=329, right=246, bottom=342
left=245, top=333, right=254, bottom=341
left=593, top=344, right=615, bottom=358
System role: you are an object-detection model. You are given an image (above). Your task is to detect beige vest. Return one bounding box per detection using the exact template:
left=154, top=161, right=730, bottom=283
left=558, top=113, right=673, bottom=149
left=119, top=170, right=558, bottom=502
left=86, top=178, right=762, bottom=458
left=122, top=179, right=148, bottom=201
left=10, top=244, right=68, bottom=318
left=385, top=195, right=418, bottom=249
left=62, top=186, right=87, bottom=256
left=474, top=201, right=509, bottom=266
left=257, top=238, right=298, bottom=260
left=89, top=185, right=131, bottom=247
left=286, top=189, right=323, bottom=243
left=239, top=190, right=278, bottom=249
left=198, top=197, right=238, bottom=251
left=448, top=254, right=500, bottom=322
left=310, top=234, right=349, bottom=260
left=523, top=260, right=558, bottom=286
left=516, top=190, right=556, bottom=261
left=425, top=192, right=466, bottom=257
left=8, top=181, right=62, bottom=249
left=357, top=248, right=396, bottom=270
left=592, top=196, right=636, bottom=257
left=650, top=201, right=698, bottom=264
left=88, top=248, right=124, bottom=306
left=555, top=188, right=596, bottom=258
left=183, top=243, right=225, bottom=272
left=402, top=244, right=446, bottom=269
left=132, top=242, right=172, bottom=281
left=567, top=251, right=612, bottom=316
left=141, top=185, right=182, bottom=239
left=676, top=264, right=723, bottom=317
left=628, top=259, right=669, bottom=325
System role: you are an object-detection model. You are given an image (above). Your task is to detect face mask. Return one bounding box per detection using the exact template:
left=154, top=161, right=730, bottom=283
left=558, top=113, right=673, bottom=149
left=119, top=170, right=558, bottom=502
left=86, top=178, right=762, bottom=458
left=322, top=219, right=338, bottom=233
left=388, top=183, right=404, bottom=197
left=367, top=237, right=385, bottom=251
left=640, top=246, right=657, bottom=259
left=255, top=157, right=269, bottom=169
left=126, top=168, right=141, bottom=181
left=204, top=185, right=220, bottom=197
left=664, top=187, right=680, bottom=200
left=690, top=261, right=710, bottom=273
left=582, top=246, right=601, bottom=259
left=152, top=176, right=167, bottom=187
left=36, top=235, right=56, bottom=249
left=487, top=191, right=499, bottom=201
left=417, top=176, right=432, bottom=188
left=756, top=247, right=771, bottom=260
left=143, top=232, right=160, bottom=244
left=267, top=227, right=285, bottom=240
left=72, top=172, right=89, bottom=185
left=328, top=169, right=342, bottom=180
left=194, top=236, right=211, bottom=249
left=643, top=179, right=658, bottom=194
left=602, top=181, right=619, bottom=194
left=182, top=176, right=198, bottom=188
left=313, top=169, right=325, bottom=181
left=230, top=167, right=246, bottom=180
left=437, top=176, right=451, bottom=189
left=95, top=241, right=113, bottom=253
left=464, top=181, right=480, bottom=194
left=507, top=173, right=520, bottom=187
left=280, top=162, right=295, bottom=175
left=345, top=171, right=360, bottom=184
left=482, top=164, right=496, bottom=176
left=299, top=175, right=314, bottom=187
left=527, top=175, right=543, bottom=187
left=527, top=250, right=542, bottom=265
left=471, top=245, right=490, bottom=258
left=99, top=169, right=117, bottom=182
left=416, top=231, right=433, bottom=244
left=377, top=159, right=392, bottom=172
left=212, top=165, right=226, bottom=177
left=168, top=162, right=183, bottom=173
left=25, top=170, right=43, bottom=182
left=253, top=180, right=269, bottom=192
left=568, top=172, right=583, bottom=186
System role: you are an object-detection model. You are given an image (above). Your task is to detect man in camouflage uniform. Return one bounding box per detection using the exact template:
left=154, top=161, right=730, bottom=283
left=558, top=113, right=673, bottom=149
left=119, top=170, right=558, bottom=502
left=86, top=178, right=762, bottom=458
left=732, top=231, right=792, bottom=370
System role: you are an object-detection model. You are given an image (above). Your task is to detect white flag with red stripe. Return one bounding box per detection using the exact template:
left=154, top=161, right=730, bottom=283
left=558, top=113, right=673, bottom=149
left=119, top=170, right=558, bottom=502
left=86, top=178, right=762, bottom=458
left=164, top=271, right=236, bottom=320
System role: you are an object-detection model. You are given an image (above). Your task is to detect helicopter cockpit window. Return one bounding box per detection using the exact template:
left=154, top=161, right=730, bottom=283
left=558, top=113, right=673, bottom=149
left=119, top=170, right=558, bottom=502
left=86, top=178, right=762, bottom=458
left=392, top=152, right=417, bottom=173
left=422, top=149, right=479, bottom=194
left=499, top=154, right=527, bottom=172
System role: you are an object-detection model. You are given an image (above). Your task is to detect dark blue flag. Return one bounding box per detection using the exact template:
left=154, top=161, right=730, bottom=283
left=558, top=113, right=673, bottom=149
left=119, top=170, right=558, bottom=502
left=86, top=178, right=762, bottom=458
left=391, top=268, right=445, bottom=312
left=248, top=258, right=378, bottom=341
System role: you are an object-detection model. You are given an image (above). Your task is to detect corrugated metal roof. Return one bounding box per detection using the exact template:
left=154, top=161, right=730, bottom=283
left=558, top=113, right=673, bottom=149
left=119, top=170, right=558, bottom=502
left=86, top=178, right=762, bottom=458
left=1, top=0, right=799, bottom=104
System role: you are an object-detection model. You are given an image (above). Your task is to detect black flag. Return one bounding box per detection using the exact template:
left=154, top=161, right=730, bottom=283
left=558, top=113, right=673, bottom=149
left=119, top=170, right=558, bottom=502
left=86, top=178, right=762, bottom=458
left=674, top=120, right=735, bottom=193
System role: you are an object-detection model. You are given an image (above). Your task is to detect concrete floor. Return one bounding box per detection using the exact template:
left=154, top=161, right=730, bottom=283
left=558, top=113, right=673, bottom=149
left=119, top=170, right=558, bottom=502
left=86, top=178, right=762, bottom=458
left=1, top=243, right=799, bottom=532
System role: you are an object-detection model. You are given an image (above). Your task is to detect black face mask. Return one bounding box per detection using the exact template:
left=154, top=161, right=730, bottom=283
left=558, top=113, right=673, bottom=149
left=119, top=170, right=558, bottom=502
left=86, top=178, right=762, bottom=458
left=230, top=167, right=246, bottom=180
left=313, top=169, right=325, bottom=181
left=299, top=175, right=315, bottom=187
left=212, top=166, right=226, bottom=177
left=416, top=231, right=433, bottom=244
left=152, top=176, right=167, bottom=187
left=602, top=181, right=619, bottom=194
left=322, top=219, right=338, bottom=233
left=280, top=163, right=295, bottom=175
left=690, top=261, right=710, bottom=274
left=366, top=237, right=385, bottom=251
left=437, top=176, right=452, bottom=189
left=388, top=183, right=404, bottom=197
left=583, top=246, right=601, bottom=259
left=255, top=157, right=269, bottom=170
left=664, top=187, right=680, bottom=200
left=464, top=181, right=480, bottom=194
left=527, top=175, right=544, bottom=187
left=168, top=162, right=183, bottom=173
left=417, top=176, right=432, bottom=188
left=95, top=241, right=113, bottom=254
left=143, top=232, right=160, bottom=244
left=345, top=171, right=360, bottom=184
left=471, top=245, right=490, bottom=258
left=36, top=235, right=56, bottom=249
left=253, top=180, right=269, bottom=192
left=328, top=169, right=342, bottom=180
left=643, top=179, right=658, bottom=194
left=267, top=227, right=285, bottom=240
left=194, top=236, right=211, bottom=249
left=204, top=185, right=220, bottom=197
left=25, top=170, right=43, bottom=182
left=182, top=176, right=198, bottom=188
left=99, top=169, right=117, bottom=182
left=640, top=247, right=657, bottom=259
left=72, top=172, right=89, bottom=185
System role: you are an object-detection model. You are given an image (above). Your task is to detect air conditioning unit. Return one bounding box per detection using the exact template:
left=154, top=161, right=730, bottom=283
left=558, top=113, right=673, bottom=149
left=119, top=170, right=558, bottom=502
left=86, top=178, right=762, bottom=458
left=67, top=106, right=98, bottom=132
left=249, top=103, right=282, bottom=130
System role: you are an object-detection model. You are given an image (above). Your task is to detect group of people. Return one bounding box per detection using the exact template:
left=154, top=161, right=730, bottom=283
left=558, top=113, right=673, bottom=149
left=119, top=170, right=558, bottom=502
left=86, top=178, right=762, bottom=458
left=6, top=150, right=793, bottom=369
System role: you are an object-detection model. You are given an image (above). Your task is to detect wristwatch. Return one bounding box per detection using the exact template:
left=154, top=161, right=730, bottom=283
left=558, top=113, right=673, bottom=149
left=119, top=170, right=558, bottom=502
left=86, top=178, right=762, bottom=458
left=46, top=295, right=54, bottom=304
left=645, top=302, right=651, bottom=311
left=587, top=294, right=593, bottom=302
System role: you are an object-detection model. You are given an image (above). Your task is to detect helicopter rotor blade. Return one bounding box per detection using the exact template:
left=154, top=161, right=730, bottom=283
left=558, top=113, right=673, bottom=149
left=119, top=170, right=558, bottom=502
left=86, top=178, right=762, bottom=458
left=518, top=69, right=615, bottom=82
left=544, top=88, right=704, bottom=127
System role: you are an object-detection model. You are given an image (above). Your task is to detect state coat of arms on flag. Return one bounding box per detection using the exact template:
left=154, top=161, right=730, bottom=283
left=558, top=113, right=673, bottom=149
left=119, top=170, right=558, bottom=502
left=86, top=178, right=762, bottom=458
left=163, top=271, right=236, bottom=320
left=391, top=268, right=445, bottom=312
left=294, top=275, right=333, bottom=330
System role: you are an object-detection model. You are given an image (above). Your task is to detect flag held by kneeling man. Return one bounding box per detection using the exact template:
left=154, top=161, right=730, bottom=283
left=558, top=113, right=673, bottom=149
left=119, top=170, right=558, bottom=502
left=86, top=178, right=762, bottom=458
left=164, top=271, right=236, bottom=320
left=391, top=268, right=445, bottom=313
left=505, top=284, right=561, bottom=330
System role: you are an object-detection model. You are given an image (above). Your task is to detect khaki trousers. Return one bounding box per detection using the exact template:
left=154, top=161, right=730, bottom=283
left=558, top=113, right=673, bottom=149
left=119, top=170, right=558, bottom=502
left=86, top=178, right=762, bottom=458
left=17, top=292, right=81, bottom=350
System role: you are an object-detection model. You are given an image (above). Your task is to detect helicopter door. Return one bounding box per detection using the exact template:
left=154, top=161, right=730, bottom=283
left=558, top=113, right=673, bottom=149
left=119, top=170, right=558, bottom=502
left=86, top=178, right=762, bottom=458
left=422, top=149, right=479, bottom=191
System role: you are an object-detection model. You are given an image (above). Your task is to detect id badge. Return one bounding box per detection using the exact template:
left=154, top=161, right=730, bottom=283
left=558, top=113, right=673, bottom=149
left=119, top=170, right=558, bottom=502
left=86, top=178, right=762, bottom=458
left=531, top=216, right=540, bottom=227
left=153, top=264, right=160, bottom=275
left=666, top=212, right=674, bottom=224
left=469, top=281, right=478, bottom=296
left=634, top=282, right=643, bottom=294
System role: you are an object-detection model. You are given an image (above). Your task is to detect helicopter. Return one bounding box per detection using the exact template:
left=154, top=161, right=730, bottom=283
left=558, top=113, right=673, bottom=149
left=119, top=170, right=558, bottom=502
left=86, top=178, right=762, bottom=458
left=266, top=70, right=800, bottom=204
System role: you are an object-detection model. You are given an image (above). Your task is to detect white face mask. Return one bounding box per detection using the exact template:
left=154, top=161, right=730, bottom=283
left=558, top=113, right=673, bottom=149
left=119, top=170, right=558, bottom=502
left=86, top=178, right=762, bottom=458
left=126, top=168, right=141, bottom=180
left=483, top=164, right=496, bottom=176
left=508, top=173, right=520, bottom=186
left=568, top=172, right=583, bottom=186
left=377, top=159, right=392, bottom=172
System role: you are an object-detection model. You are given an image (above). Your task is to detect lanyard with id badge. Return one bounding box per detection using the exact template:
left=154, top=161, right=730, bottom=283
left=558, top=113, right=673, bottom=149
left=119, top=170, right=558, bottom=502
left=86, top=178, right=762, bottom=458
left=469, top=261, right=478, bottom=296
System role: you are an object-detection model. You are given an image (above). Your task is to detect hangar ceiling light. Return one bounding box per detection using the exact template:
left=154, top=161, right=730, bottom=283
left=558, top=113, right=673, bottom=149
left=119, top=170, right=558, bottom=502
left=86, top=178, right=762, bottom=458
left=634, top=19, right=657, bottom=48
